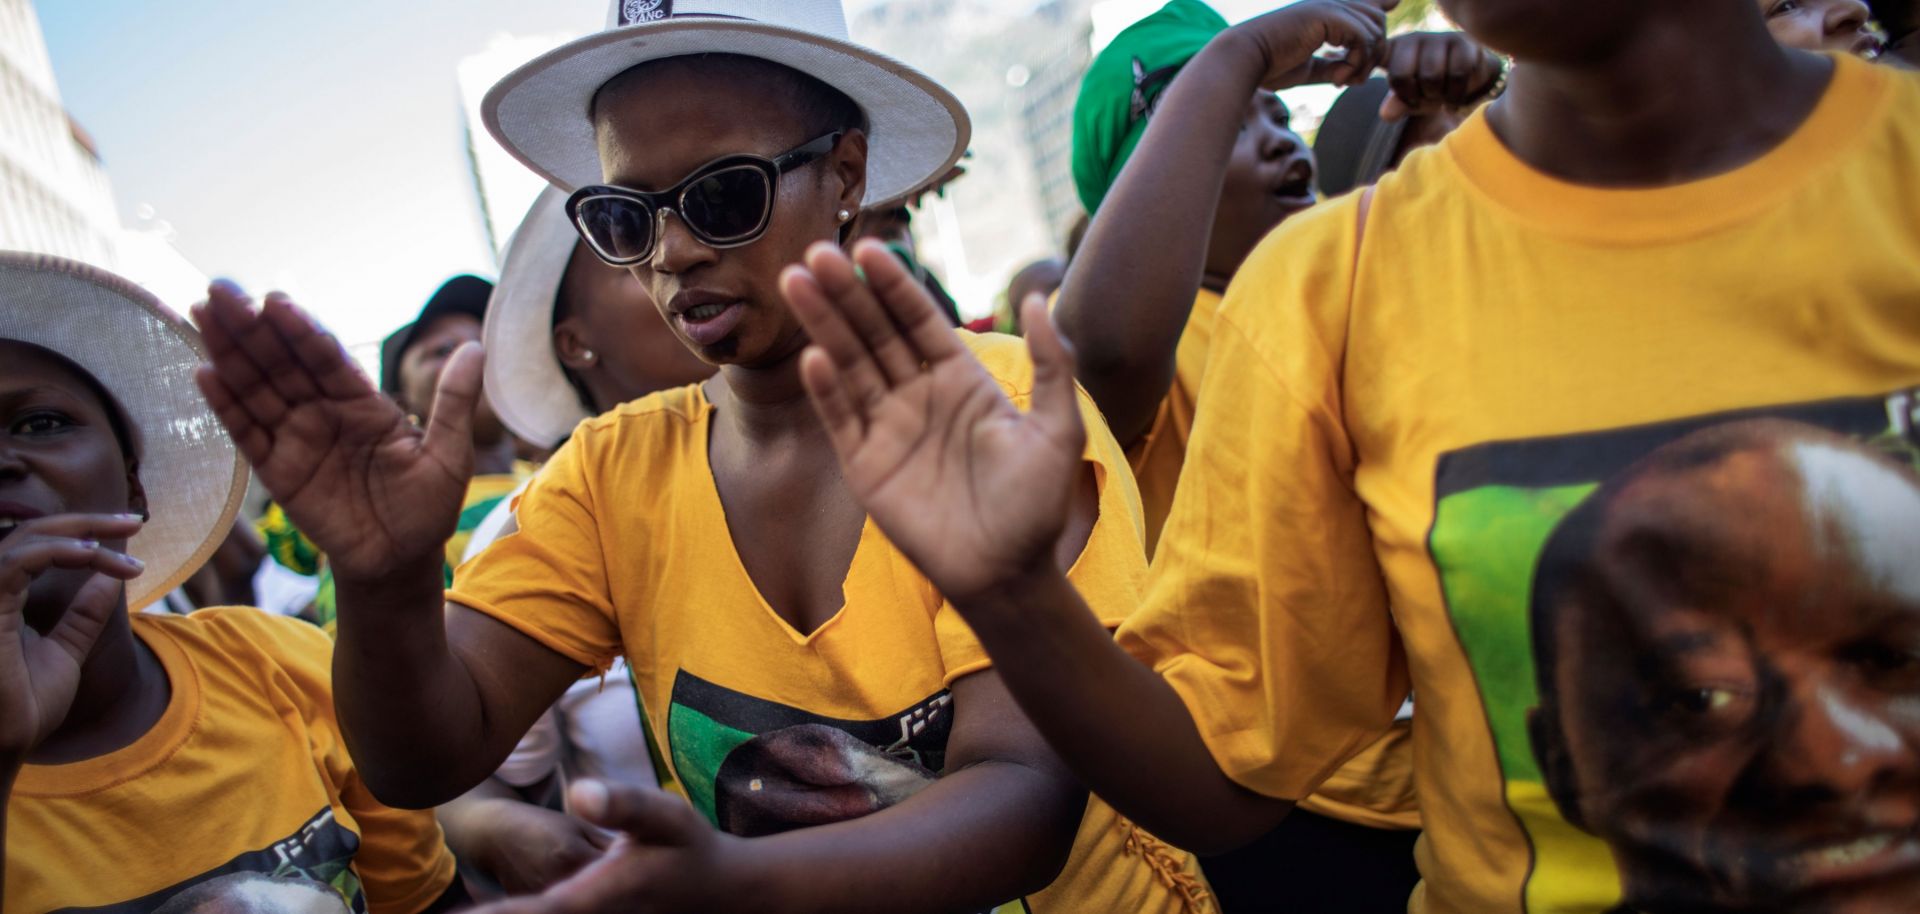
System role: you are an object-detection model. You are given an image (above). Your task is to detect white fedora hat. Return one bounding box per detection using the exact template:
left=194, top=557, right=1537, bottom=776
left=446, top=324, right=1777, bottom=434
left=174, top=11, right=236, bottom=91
left=481, top=0, right=971, bottom=207
left=483, top=187, right=592, bottom=449
left=0, top=253, right=249, bottom=611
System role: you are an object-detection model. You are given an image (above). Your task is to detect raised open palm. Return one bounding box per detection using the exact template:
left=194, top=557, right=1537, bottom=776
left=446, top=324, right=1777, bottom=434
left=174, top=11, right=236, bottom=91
left=781, top=241, right=1086, bottom=605
left=190, top=283, right=480, bottom=582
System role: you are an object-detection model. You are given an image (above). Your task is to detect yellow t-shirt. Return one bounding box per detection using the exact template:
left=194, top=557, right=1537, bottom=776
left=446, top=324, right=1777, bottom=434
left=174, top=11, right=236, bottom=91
left=1127, top=288, right=1219, bottom=561
left=1130, top=290, right=1421, bottom=833
left=447, top=465, right=536, bottom=574
left=1120, top=55, right=1920, bottom=914
left=451, top=331, right=1212, bottom=914
left=6, top=610, right=457, bottom=914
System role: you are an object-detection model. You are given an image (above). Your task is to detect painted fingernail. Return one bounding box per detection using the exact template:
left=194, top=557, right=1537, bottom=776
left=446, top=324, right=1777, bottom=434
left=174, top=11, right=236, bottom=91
left=115, top=513, right=144, bottom=522
left=126, top=555, right=145, bottom=570
left=78, top=539, right=98, bottom=548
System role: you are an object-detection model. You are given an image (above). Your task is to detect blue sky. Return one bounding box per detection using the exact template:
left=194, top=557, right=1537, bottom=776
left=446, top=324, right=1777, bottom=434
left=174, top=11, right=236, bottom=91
left=37, top=0, right=606, bottom=355
left=35, top=0, right=1298, bottom=357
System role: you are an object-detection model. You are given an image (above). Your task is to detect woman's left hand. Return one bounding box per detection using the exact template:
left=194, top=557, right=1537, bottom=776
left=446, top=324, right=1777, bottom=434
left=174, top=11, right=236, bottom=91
left=779, top=241, right=1087, bottom=608
left=462, top=781, right=756, bottom=914
left=1379, top=31, right=1505, bottom=121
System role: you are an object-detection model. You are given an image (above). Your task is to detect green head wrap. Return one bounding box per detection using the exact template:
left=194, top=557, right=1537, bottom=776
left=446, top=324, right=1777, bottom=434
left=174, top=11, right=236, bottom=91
left=1071, top=0, right=1230, bottom=215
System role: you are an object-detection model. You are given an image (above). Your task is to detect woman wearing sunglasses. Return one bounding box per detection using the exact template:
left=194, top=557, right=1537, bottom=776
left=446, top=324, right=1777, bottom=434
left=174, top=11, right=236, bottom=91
left=191, top=2, right=1209, bottom=912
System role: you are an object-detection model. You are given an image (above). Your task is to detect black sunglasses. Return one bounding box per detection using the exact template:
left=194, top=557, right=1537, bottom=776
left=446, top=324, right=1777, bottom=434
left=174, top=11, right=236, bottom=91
left=566, top=131, right=844, bottom=267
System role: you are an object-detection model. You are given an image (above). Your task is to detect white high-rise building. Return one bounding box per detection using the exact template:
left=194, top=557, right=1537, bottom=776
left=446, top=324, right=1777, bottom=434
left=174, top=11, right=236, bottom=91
left=0, top=0, right=121, bottom=267
left=1017, top=12, right=1094, bottom=247
left=457, top=32, right=584, bottom=261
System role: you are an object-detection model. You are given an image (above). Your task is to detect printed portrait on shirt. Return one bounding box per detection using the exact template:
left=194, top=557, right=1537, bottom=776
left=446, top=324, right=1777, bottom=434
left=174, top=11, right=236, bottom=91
left=1427, top=390, right=1920, bottom=913
left=664, top=671, right=1029, bottom=913
left=150, top=874, right=351, bottom=914
left=52, top=808, right=366, bottom=914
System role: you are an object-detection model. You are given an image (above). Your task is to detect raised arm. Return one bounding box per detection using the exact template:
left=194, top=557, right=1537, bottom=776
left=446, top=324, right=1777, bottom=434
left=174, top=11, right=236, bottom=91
left=777, top=241, right=1289, bottom=850
left=464, top=664, right=1093, bottom=914
left=1056, top=5, right=1501, bottom=447
left=1053, top=0, right=1389, bottom=446
left=191, top=284, right=579, bottom=807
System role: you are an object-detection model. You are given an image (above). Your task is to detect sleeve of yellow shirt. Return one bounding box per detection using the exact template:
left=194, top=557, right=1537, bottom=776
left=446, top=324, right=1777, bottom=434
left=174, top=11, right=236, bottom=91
left=1115, top=197, right=1411, bottom=803
left=449, top=434, right=624, bottom=673
left=935, top=334, right=1151, bottom=684
left=233, top=613, right=460, bottom=914
left=333, top=751, right=462, bottom=914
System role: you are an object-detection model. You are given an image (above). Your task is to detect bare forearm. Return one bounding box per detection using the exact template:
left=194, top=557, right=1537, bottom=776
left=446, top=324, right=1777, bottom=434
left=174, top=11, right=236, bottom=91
left=1054, top=35, right=1268, bottom=445
left=333, top=560, right=495, bottom=807
left=743, top=761, right=1083, bottom=914
left=956, top=569, right=1290, bottom=854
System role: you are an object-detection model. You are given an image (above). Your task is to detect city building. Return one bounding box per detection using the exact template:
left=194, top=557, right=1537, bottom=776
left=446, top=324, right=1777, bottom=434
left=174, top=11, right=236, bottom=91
left=2, top=0, right=210, bottom=310
left=1016, top=12, right=1093, bottom=246
left=457, top=32, right=584, bottom=262
left=852, top=0, right=1096, bottom=317
left=0, top=0, right=120, bottom=266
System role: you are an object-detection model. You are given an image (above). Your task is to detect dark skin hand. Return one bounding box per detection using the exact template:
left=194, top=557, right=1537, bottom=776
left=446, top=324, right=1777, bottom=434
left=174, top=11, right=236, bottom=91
left=797, top=0, right=1849, bottom=859
left=593, top=58, right=1096, bottom=637
left=464, top=673, right=1080, bottom=914
left=193, top=281, right=584, bottom=806
left=194, top=56, right=1103, bottom=913
left=0, top=343, right=158, bottom=900
left=0, top=512, right=151, bottom=901
left=786, top=243, right=1283, bottom=854
left=1054, top=0, right=1501, bottom=447
left=439, top=776, right=611, bottom=898
left=0, top=344, right=474, bottom=914
left=443, top=245, right=710, bottom=897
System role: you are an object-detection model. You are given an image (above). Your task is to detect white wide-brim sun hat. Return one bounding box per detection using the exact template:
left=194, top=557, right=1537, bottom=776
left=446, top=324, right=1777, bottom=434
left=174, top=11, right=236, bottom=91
left=484, top=186, right=591, bottom=449
left=482, top=0, right=971, bottom=206
left=0, top=253, right=248, bottom=611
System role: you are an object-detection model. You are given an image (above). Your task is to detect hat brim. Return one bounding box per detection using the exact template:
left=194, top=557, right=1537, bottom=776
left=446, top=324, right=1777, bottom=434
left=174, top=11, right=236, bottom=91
left=0, top=252, right=248, bottom=611
left=484, top=187, right=591, bottom=449
left=482, top=19, right=971, bottom=207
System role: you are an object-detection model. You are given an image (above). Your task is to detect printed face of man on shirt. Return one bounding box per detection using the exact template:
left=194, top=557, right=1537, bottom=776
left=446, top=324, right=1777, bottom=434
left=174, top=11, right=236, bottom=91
left=1529, top=419, right=1920, bottom=913
left=150, top=873, right=352, bottom=914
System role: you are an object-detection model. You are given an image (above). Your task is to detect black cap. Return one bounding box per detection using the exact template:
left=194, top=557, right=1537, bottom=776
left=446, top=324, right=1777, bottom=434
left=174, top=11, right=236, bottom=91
left=1311, top=78, right=1407, bottom=199
left=380, top=274, right=494, bottom=395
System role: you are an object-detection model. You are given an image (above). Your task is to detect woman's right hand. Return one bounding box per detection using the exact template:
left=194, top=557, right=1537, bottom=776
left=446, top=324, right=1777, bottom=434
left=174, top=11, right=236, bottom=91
left=191, top=282, right=480, bottom=583
left=464, top=799, right=613, bottom=896
left=0, top=514, right=145, bottom=763
left=1224, top=0, right=1396, bottom=91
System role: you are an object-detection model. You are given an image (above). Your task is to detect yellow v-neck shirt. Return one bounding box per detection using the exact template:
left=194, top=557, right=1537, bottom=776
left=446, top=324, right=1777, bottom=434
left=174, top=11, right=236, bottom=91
left=453, top=330, right=1214, bottom=913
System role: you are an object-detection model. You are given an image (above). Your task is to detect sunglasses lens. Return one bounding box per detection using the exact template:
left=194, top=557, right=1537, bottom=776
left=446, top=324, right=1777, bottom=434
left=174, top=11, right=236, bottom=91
left=576, top=195, right=654, bottom=263
left=682, top=166, right=773, bottom=243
